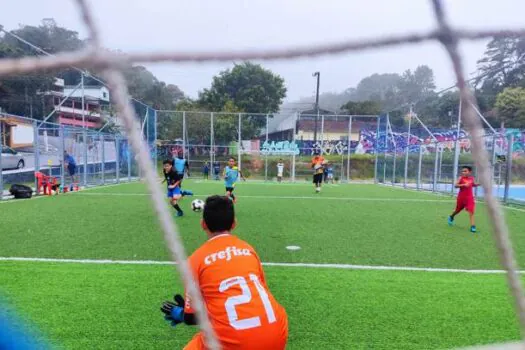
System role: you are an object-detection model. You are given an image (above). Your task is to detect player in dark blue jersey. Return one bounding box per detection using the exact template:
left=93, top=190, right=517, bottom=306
left=64, top=151, right=77, bottom=191
left=213, top=161, right=221, bottom=180
left=162, top=159, right=184, bottom=217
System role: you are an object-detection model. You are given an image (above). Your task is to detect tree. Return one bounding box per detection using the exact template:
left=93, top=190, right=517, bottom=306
left=494, top=87, right=525, bottom=128
left=397, top=65, right=436, bottom=105
left=340, top=100, right=382, bottom=115
left=476, top=36, right=525, bottom=89
left=199, top=62, right=286, bottom=114
left=0, top=20, right=187, bottom=130
left=354, top=73, right=402, bottom=110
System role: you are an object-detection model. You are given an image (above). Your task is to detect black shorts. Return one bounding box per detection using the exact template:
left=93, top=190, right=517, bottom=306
left=175, top=173, right=184, bottom=187
left=225, top=187, right=235, bottom=193
left=313, top=173, right=323, bottom=184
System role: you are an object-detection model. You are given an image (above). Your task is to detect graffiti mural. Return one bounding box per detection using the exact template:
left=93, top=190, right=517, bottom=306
left=260, top=140, right=300, bottom=155
left=157, top=128, right=525, bottom=158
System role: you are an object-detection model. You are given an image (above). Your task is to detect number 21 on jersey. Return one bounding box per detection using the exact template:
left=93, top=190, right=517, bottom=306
left=219, top=274, right=276, bottom=330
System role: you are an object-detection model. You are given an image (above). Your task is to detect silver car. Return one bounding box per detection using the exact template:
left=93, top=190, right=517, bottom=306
left=1, top=146, right=25, bottom=170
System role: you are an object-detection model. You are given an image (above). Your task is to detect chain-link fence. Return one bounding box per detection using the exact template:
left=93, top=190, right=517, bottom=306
left=1, top=112, right=144, bottom=200
left=376, top=116, right=525, bottom=204
left=156, top=112, right=381, bottom=183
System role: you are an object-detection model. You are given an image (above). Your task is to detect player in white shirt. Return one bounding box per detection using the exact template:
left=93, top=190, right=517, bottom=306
left=277, top=159, right=284, bottom=183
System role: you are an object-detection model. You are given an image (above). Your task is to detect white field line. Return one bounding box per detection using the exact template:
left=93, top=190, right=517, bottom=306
left=0, top=256, right=519, bottom=274
left=72, top=192, right=455, bottom=203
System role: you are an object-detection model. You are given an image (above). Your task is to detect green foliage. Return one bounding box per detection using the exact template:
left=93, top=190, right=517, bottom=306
left=199, top=62, right=286, bottom=114
left=340, top=100, right=381, bottom=115
left=0, top=19, right=185, bottom=131
left=495, top=87, right=525, bottom=128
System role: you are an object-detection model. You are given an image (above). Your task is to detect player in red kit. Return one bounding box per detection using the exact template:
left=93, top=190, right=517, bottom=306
left=448, top=166, right=479, bottom=233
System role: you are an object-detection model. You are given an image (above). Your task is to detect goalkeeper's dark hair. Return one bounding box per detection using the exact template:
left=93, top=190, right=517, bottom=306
left=203, top=195, right=235, bottom=232
left=163, top=159, right=173, bottom=165
left=462, top=165, right=473, bottom=172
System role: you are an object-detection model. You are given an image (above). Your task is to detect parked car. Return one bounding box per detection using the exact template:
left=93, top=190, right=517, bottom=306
left=1, top=146, right=25, bottom=170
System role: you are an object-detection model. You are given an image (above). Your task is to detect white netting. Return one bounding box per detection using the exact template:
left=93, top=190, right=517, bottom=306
left=1, top=0, right=524, bottom=349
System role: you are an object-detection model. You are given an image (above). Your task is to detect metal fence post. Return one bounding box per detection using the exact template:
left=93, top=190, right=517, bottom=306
left=238, top=113, right=242, bottom=171
left=182, top=111, right=186, bottom=157
left=210, top=112, right=214, bottom=169
left=101, top=133, right=105, bottom=185
left=127, top=139, right=131, bottom=182
left=504, top=134, right=514, bottom=204
left=34, top=120, right=40, bottom=193
left=404, top=108, right=412, bottom=188
left=433, top=142, right=439, bottom=192
left=291, top=112, right=297, bottom=182
left=491, top=134, right=497, bottom=185
left=83, top=129, right=88, bottom=187
left=417, top=143, right=423, bottom=190
left=452, top=99, right=462, bottom=194
left=347, top=116, right=353, bottom=182
left=0, top=121, right=3, bottom=200
left=60, top=126, right=65, bottom=191
left=320, top=115, right=325, bottom=154
left=383, top=115, right=389, bottom=184
left=264, top=114, right=269, bottom=181
left=437, top=147, right=443, bottom=184
left=153, top=109, right=158, bottom=169
left=392, top=144, right=397, bottom=185
left=115, top=135, right=120, bottom=184
left=374, top=116, right=380, bottom=184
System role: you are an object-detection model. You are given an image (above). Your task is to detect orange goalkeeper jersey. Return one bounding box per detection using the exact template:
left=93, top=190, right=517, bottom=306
left=183, top=234, right=288, bottom=350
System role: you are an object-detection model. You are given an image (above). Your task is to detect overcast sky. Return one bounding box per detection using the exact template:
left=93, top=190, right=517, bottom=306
left=2, top=0, right=524, bottom=103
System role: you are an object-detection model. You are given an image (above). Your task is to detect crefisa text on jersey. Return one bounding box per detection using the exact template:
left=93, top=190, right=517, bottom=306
left=204, top=246, right=252, bottom=265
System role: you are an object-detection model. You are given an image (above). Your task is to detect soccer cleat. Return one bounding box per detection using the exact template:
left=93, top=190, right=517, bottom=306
left=176, top=211, right=184, bottom=217
left=448, top=216, right=454, bottom=226
left=181, top=190, right=193, bottom=196
left=470, top=225, right=477, bottom=233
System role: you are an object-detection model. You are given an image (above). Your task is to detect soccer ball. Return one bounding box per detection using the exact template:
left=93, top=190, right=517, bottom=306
left=191, top=199, right=205, bottom=212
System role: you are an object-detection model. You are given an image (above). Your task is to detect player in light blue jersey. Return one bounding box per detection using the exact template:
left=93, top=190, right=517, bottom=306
left=173, top=152, right=193, bottom=196
left=223, top=157, right=245, bottom=203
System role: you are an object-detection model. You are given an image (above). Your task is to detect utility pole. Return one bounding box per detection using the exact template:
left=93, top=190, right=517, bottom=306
left=312, top=72, right=320, bottom=143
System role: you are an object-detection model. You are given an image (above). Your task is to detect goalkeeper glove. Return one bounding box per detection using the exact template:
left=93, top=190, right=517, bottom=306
left=161, top=294, right=185, bottom=327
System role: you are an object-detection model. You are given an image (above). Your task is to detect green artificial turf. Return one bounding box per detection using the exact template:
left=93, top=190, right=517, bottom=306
left=0, top=262, right=520, bottom=350
left=1, top=180, right=525, bottom=349
left=1, top=181, right=525, bottom=269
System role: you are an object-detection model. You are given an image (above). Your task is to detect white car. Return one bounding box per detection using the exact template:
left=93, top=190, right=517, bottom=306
left=1, top=146, right=25, bottom=170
